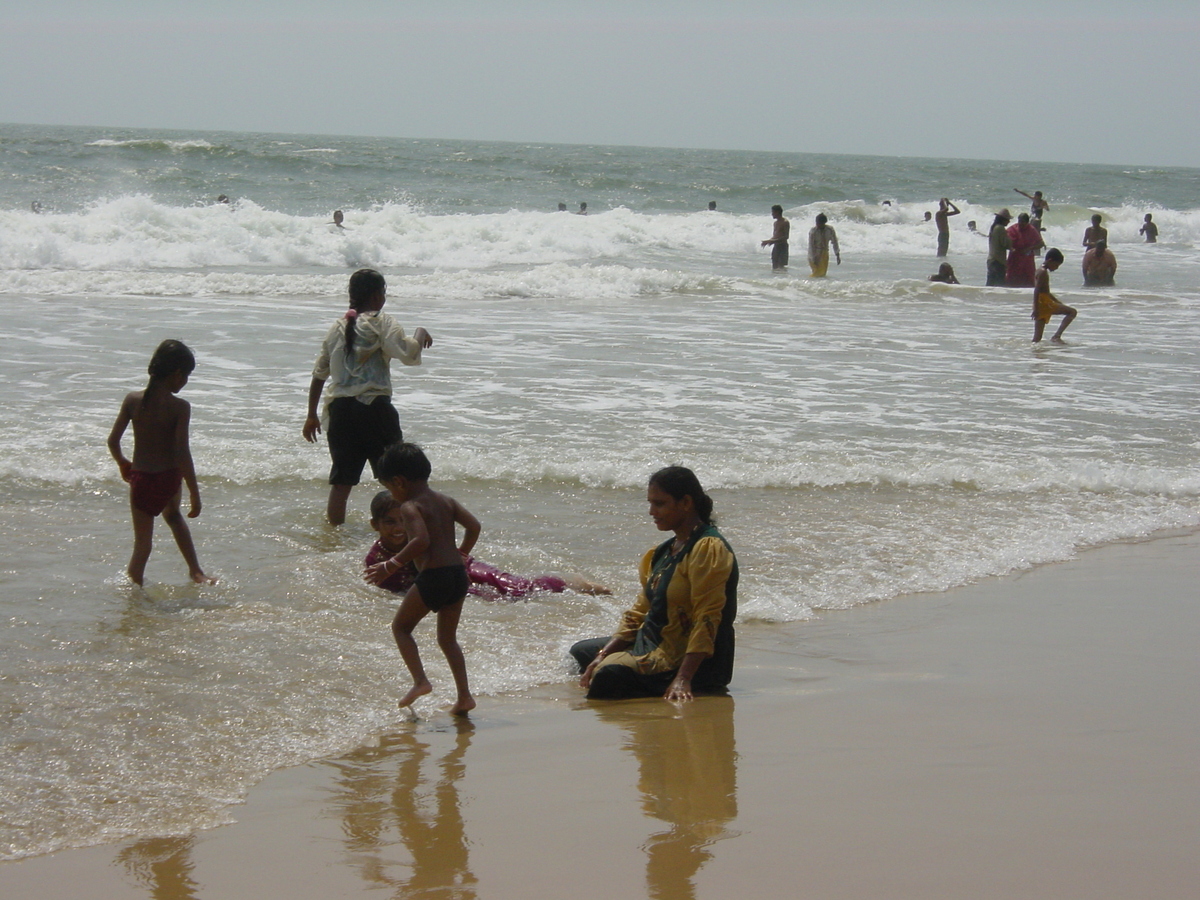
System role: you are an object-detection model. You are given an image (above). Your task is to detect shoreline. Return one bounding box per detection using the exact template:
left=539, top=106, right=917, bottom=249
left=3, top=530, right=1198, bottom=899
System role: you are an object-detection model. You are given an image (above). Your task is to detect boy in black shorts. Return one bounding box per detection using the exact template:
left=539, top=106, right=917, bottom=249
left=365, top=443, right=482, bottom=714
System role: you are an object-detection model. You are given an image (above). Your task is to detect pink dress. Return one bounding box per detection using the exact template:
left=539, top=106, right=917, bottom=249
left=1005, top=222, right=1043, bottom=287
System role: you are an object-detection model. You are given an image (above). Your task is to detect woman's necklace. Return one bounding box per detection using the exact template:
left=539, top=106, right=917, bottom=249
left=670, top=523, right=704, bottom=556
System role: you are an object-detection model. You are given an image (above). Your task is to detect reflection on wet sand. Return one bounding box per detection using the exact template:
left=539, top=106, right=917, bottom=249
left=115, top=834, right=199, bottom=900
left=322, top=719, right=477, bottom=899
left=592, top=696, right=739, bottom=900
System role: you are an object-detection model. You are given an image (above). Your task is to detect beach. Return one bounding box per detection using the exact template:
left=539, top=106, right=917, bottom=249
left=1, top=125, right=1198, bottom=892
left=3, top=530, right=1195, bottom=899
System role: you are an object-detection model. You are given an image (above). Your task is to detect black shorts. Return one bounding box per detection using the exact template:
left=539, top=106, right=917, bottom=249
left=986, top=258, right=1007, bottom=287
left=771, top=241, right=789, bottom=270
left=937, top=231, right=949, bottom=256
left=326, top=396, right=402, bottom=486
left=415, top=565, right=469, bottom=612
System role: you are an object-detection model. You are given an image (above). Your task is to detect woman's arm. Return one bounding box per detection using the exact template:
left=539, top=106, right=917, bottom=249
left=579, top=635, right=634, bottom=688
left=664, top=652, right=708, bottom=702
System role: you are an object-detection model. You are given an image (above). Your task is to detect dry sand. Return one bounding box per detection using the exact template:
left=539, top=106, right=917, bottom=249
left=3, top=531, right=1197, bottom=899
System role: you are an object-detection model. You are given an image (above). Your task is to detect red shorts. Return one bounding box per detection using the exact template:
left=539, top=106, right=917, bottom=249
left=130, top=468, right=183, bottom=516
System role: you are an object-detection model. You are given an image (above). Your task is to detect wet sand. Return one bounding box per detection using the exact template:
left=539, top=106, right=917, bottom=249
left=3, top=531, right=1197, bottom=899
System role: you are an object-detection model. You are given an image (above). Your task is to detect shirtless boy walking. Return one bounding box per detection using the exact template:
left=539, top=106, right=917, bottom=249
left=1032, top=248, right=1077, bottom=343
left=107, top=340, right=214, bottom=585
left=366, top=442, right=482, bottom=714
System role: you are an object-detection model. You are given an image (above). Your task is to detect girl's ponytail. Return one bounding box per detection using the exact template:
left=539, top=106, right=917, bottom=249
left=345, top=268, right=386, bottom=356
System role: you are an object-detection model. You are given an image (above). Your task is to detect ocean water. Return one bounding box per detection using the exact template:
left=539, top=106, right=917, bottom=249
left=1, top=123, right=1198, bottom=861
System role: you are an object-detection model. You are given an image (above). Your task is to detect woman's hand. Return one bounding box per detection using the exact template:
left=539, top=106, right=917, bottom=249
left=664, top=674, right=694, bottom=703
left=663, top=652, right=707, bottom=703
left=579, top=656, right=603, bottom=689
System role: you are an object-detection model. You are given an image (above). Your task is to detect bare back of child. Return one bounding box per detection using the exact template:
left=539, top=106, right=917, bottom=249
left=107, top=340, right=215, bottom=586
left=369, top=443, right=481, bottom=715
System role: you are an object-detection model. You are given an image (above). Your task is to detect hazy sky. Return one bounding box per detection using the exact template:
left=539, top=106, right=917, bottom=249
left=4, top=0, right=1198, bottom=167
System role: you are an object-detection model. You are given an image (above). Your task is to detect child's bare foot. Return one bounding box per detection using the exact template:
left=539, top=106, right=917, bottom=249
left=449, top=695, right=476, bottom=716
left=398, top=682, right=432, bottom=709
left=191, top=570, right=218, bottom=585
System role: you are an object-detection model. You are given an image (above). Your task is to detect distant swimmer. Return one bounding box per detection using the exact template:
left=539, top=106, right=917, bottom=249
left=30, top=200, right=43, bottom=214
left=1032, top=248, right=1076, bottom=342
left=807, top=213, right=840, bottom=277
left=761, top=205, right=790, bottom=271
left=331, top=210, right=346, bottom=229
left=967, top=219, right=985, bottom=237
left=216, top=194, right=230, bottom=205
left=1014, top=188, right=1049, bottom=228
left=935, top=198, right=961, bottom=257
left=1082, top=240, right=1117, bottom=286
left=929, top=263, right=960, bottom=284
left=923, top=211, right=932, bottom=223
left=1140, top=213, right=1158, bottom=243
left=708, top=201, right=717, bottom=211
left=577, top=202, right=588, bottom=215
left=558, top=202, right=568, bottom=211
left=986, top=209, right=1013, bottom=286
left=1082, top=213, right=1107, bottom=249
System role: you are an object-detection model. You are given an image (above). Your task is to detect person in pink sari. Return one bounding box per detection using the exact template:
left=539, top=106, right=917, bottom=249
left=1005, top=213, right=1045, bottom=287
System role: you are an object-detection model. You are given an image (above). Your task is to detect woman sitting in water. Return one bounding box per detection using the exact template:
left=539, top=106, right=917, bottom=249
left=571, top=466, right=738, bottom=702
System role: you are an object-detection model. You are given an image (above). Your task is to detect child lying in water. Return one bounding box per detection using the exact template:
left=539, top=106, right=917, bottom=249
left=365, top=491, right=609, bottom=598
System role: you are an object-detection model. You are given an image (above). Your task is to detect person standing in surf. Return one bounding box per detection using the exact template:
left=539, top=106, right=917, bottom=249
left=935, top=198, right=960, bottom=257
left=761, top=205, right=791, bottom=271
left=1032, top=248, right=1077, bottom=343
left=107, top=339, right=215, bottom=586
left=303, top=268, right=432, bottom=525
left=807, top=213, right=840, bottom=277
left=986, top=209, right=1013, bottom=286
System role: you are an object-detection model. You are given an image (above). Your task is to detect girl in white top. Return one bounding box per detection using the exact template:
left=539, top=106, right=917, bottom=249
left=303, top=268, right=432, bottom=524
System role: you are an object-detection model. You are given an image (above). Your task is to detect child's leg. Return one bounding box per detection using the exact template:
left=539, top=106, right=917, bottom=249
left=326, top=484, right=353, bottom=526
left=1032, top=318, right=1047, bottom=343
left=435, top=601, right=475, bottom=715
left=161, top=492, right=212, bottom=584
left=392, top=587, right=433, bottom=707
left=127, top=504, right=155, bottom=586
left=1051, top=307, right=1077, bottom=342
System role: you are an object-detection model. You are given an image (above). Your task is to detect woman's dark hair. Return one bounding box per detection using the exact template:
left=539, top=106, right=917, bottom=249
left=648, top=466, right=715, bottom=524
left=147, top=340, right=195, bottom=380
left=344, top=268, right=387, bottom=355
left=377, top=442, right=431, bottom=482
